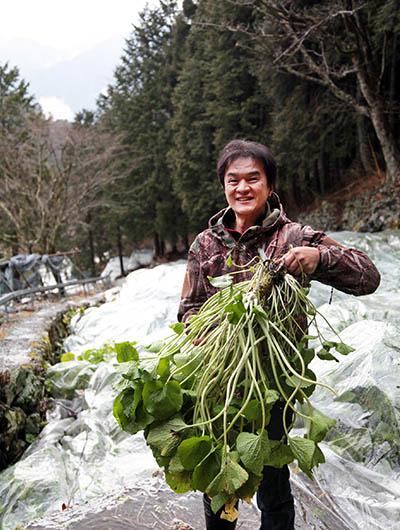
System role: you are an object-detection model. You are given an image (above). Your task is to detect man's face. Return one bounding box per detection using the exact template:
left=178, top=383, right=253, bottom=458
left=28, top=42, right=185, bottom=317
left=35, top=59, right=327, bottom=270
left=224, top=157, right=271, bottom=220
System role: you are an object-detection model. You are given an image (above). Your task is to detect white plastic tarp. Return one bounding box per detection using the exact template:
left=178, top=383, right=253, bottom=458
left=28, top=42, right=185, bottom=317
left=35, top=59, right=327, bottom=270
left=0, top=232, right=399, bottom=530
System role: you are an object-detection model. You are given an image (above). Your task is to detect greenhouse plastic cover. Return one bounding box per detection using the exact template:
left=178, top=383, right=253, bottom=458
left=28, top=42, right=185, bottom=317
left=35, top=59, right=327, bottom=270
left=0, top=233, right=400, bottom=529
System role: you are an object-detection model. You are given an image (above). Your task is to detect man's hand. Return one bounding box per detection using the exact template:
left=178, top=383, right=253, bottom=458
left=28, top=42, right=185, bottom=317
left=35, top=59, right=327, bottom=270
left=282, top=246, right=320, bottom=275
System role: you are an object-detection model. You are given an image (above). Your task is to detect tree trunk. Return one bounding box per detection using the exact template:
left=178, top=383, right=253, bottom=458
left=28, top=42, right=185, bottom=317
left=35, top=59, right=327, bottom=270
left=389, top=32, right=398, bottom=131
left=117, top=224, right=125, bottom=277
left=313, top=159, right=319, bottom=194
left=154, top=232, right=161, bottom=257
left=183, top=234, right=190, bottom=252
left=357, top=114, right=372, bottom=175
left=160, top=239, right=166, bottom=257
left=369, top=104, right=400, bottom=182
left=318, top=150, right=326, bottom=195
left=356, top=84, right=372, bottom=175
left=356, top=67, right=400, bottom=182
left=87, top=214, right=96, bottom=277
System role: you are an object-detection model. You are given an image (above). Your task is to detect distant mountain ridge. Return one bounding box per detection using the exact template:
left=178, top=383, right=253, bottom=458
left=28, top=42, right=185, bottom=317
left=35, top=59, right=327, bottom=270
left=0, top=37, right=125, bottom=115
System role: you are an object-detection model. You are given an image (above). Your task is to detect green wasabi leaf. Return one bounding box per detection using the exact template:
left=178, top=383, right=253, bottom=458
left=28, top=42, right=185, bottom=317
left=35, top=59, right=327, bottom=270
left=177, top=436, right=212, bottom=470
left=79, top=344, right=114, bottom=364
left=173, top=348, right=202, bottom=381
left=168, top=452, right=186, bottom=474
left=115, top=342, right=139, bottom=363
left=138, top=356, right=158, bottom=381
left=192, top=448, right=221, bottom=492
left=133, top=401, right=155, bottom=431
left=60, top=352, right=75, bottom=362
left=207, top=456, right=248, bottom=497
left=307, top=407, right=336, bottom=443
left=157, top=357, right=170, bottom=380
left=224, top=294, right=246, bottom=324
left=165, top=469, right=192, bottom=493
left=146, top=415, right=188, bottom=456
left=143, top=380, right=182, bottom=420
left=145, top=339, right=165, bottom=353
left=322, top=341, right=337, bottom=350
left=113, top=383, right=144, bottom=434
left=119, top=361, right=141, bottom=382
left=317, top=348, right=339, bottom=362
left=151, top=447, right=170, bottom=468
left=288, top=436, right=316, bottom=476
left=335, top=342, right=355, bottom=355
left=300, top=334, right=318, bottom=343
left=312, top=444, right=326, bottom=467
left=236, top=431, right=270, bottom=476
left=210, top=492, right=231, bottom=514
left=170, top=322, right=185, bottom=335
left=241, top=400, right=262, bottom=422
left=207, top=274, right=233, bottom=289
left=302, top=369, right=317, bottom=398
left=264, top=389, right=280, bottom=406
left=265, top=440, right=294, bottom=468
left=226, top=254, right=233, bottom=268
left=236, top=472, right=262, bottom=501
left=300, top=347, right=315, bottom=364
left=228, top=450, right=240, bottom=463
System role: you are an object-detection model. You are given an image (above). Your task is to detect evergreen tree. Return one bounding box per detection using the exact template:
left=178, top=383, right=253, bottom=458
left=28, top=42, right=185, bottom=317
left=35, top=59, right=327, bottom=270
left=169, top=0, right=273, bottom=233
left=0, top=62, right=36, bottom=134
left=0, top=63, right=38, bottom=254
left=98, top=1, right=187, bottom=255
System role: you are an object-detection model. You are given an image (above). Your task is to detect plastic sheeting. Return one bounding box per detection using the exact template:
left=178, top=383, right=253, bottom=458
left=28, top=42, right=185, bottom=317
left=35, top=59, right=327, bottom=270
left=64, top=261, right=185, bottom=354
left=100, top=249, right=155, bottom=282
left=0, top=254, right=73, bottom=294
left=0, top=233, right=399, bottom=529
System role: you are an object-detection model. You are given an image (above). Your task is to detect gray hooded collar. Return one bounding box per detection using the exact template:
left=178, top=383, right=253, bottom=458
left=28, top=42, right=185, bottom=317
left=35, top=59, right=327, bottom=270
left=208, top=192, right=288, bottom=243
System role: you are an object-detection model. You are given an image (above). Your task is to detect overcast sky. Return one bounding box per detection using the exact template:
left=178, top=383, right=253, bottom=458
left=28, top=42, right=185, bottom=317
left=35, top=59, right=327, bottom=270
left=0, top=0, right=155, bottom=119
left=1, top=0, right=151, bottom=53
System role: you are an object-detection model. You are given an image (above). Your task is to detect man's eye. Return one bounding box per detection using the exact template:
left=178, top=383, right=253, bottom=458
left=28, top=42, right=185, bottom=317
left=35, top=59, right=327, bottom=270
left=228, top=180, right=238, bottom=185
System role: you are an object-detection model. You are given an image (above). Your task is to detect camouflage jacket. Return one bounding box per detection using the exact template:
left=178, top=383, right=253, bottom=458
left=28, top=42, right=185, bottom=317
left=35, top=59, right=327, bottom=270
left=178, top=194, right=380, bottom=322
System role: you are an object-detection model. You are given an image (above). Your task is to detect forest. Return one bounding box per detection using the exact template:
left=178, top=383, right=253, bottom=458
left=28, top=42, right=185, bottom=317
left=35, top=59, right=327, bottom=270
left=1, top=0, right=399, bottom=272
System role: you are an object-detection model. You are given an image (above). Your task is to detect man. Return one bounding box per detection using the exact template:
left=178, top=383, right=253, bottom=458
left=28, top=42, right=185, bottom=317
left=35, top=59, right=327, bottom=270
left=177, top=139, right=380, bottom=530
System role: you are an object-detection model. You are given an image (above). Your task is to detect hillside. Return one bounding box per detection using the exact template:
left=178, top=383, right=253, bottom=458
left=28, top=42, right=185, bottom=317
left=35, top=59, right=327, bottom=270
left=296, top=174, right=400, bottom=233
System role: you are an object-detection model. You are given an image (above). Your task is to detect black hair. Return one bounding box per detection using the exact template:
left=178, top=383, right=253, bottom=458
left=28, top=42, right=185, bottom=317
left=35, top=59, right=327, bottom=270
left=217, top=139, right=277, bottom=189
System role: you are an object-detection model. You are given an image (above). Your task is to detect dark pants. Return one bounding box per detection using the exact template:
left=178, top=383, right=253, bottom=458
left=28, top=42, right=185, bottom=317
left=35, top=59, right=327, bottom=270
left=203, top=402, right=295, bottom=530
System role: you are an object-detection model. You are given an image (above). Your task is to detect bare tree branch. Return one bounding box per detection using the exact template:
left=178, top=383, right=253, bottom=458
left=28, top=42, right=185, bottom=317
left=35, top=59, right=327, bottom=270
left=0, top=116, right=130, bottom=252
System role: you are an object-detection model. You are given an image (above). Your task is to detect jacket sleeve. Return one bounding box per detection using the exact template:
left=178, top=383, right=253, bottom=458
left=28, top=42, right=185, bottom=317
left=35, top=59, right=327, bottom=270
left=301, top=226, right=381, bottom=296
left=177, top=244, right=209, bottom=323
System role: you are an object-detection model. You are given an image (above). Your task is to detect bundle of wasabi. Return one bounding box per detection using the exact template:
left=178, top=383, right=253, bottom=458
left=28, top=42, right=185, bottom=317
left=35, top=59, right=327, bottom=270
left=113, top=257, right=353, bottom=521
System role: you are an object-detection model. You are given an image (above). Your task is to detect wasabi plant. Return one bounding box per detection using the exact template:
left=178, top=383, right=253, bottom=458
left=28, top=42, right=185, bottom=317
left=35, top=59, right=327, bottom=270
left=113, top=258, right=353, bottom=521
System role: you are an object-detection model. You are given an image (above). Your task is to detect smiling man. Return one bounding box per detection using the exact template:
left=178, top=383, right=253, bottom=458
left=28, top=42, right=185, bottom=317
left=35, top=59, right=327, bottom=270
left=178, top=139, right=380, bottom=530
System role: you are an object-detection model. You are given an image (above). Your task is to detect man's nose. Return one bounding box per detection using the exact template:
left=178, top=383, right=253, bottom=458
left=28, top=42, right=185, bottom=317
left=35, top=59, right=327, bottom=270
left=237, top=179, right=250, bottom=192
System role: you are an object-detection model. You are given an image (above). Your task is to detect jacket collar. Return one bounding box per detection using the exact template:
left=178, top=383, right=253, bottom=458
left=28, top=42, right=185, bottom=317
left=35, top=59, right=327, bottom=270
left=208, top=192, right=288, bottom=244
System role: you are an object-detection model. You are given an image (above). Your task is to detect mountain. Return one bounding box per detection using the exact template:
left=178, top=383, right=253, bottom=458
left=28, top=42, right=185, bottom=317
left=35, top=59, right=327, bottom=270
left=0, top=37, right=126, bottom=115
left=0, top=38, right=65, bottom=74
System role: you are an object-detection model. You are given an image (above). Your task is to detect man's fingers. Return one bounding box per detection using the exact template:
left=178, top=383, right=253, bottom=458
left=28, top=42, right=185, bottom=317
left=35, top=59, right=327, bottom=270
left=283, top=247, right=319, bottom=275
left=283, top=250, right=296, bottom=268
left=284, top=250, right=301, bottom=273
